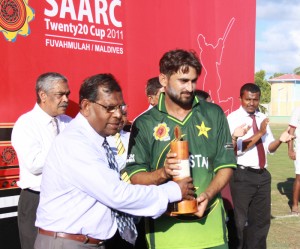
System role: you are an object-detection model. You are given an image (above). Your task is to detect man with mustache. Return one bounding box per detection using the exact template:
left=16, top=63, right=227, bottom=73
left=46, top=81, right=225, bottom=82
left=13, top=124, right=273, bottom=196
left=124, top=49, right=237, bottom=249
left=11, top=72, right=72, bottom=249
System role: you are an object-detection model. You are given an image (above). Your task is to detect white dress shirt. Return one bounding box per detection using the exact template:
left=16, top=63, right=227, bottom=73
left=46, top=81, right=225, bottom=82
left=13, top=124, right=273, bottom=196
left=11, top=103, right=71, bottom=191
left=107, top=130, right=130, bottom=171
left=289, top=107, right=300, bottom=150
left=35, top=113, right=182, bottom=240
left=227, top=106, right=275, bottom=169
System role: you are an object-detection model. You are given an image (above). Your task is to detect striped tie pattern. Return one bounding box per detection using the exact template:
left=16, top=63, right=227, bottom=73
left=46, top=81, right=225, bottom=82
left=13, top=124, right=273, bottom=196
left=102, top=139, right=137, bottom=245
left=115, top=132, right=125, bottom=155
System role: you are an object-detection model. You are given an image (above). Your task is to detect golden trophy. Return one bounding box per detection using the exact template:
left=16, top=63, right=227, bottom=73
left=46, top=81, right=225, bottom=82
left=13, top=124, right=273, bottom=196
left=169, top=126, right=198, bottom=215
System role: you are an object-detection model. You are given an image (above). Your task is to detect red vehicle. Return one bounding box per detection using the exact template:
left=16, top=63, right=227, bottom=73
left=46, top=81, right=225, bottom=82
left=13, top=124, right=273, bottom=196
left=0, top=1, right=255, bottom=248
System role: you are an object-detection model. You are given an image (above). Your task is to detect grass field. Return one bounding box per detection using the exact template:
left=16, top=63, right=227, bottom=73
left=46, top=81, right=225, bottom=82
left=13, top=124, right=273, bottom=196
left=266, top=123, right=300, bottom=249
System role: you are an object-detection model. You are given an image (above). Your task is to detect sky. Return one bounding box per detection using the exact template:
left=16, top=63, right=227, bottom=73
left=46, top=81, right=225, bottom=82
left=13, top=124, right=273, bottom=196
left=255, top=0, right=300, bottom=77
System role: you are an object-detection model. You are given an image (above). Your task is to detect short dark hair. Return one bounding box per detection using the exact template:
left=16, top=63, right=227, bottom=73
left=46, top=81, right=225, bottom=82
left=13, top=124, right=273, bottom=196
left=240, top=83, right=261, bottom=97
left=194, top=89, right=210, bottom=101
left=159, top=49, right=202, bottom=77
left=79, top=74, right=122, bottom=108
left=36, top=72, right=68, bottom=103
left=146, top=77, right=162, bottom=96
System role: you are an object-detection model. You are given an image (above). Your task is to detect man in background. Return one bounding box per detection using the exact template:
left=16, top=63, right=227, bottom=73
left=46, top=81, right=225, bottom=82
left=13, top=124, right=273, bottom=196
left=194, top=89, right=212, bottom=102
left=227, top=83, right=293, bottom=249
left=145, top=76, right=164, bottom=108
left=11, top=72, right=71, bottom=249
left=288, top=106, right=300, bottom=215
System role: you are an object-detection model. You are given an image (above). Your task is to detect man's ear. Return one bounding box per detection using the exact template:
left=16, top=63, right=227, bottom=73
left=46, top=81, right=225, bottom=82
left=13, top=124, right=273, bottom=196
left=39, top=91, right=47, bottom=103
left=148, top=95, right=154, bottom=106
left=159, top=73, right=168, bottom=87
left=80, top=99, right=91, bottom=117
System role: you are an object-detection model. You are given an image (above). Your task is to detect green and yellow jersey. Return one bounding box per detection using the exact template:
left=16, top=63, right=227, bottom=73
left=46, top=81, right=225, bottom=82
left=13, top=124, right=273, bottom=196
left=125, top=93, right=237, bottom=249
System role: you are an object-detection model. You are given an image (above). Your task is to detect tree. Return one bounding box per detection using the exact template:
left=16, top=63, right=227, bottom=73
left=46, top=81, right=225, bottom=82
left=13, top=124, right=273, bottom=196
left=255, top=70, right=270, bottom=104
left=294, top=67, right=300, bottom=75
left=269, top=72, right=285, bottom=79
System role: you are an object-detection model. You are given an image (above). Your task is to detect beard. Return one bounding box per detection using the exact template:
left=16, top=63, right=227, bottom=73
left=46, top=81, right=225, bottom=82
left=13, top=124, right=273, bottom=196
left=167, top=87, right=194, bottom=108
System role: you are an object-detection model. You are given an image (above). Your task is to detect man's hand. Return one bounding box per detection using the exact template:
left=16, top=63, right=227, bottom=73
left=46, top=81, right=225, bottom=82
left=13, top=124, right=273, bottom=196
left=279, top=127, right=295, bottom=143
left=288, top=150, right=296, bottom=160
left=175, top=176, right=195, bottom=200
left=163, top=152, right=182, bottom=179
left=193, top=192, right=209, bottom=218
left=233, top=123, right=251, bottom=138
left=259, top=118, right=269, bottom=135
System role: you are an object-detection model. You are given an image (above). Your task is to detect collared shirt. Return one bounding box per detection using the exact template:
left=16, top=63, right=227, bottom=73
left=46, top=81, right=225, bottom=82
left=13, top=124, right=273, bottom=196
left=289, top=107, right=300, bottom=150
left=11, top=103, right=71, bottom=191
left=227, top=106, right=275, bottom=168
left=107, top=129, right=130, bottom=171
left=35, top=113, right=181, bottom=240
left=125, top=94, right=236, bottom=248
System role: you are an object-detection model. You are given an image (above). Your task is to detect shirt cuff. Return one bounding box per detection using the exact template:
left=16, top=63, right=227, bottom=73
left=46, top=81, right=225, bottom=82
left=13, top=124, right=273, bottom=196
left=159, top=181, right=182, bottom=203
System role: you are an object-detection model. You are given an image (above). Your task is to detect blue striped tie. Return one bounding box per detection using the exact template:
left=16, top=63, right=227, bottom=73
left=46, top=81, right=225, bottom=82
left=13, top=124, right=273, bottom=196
left=102, top=138, right=137, bottom=245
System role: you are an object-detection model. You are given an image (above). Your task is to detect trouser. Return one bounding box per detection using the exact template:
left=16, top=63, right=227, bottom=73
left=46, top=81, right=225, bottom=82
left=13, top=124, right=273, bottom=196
left=230, top=166, right=271, bottom=249
left=18, top=189, right=40, bottom=249
left=34, top=234, right=106, bottom=249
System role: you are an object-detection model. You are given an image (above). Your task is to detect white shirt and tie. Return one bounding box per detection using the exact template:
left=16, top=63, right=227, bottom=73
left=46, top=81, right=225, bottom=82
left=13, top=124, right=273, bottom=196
left=35, top=113, right=182, bottom=240
left=11, top=103, right=72, bottom=192
left=227, top=106, right=275, bottom=169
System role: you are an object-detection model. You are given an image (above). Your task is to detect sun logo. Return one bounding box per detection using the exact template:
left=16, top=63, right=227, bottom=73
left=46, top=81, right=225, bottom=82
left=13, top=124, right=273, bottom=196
left=153, top=123, right=170, bottom=141
left=0, top=0, right=35, bottom=42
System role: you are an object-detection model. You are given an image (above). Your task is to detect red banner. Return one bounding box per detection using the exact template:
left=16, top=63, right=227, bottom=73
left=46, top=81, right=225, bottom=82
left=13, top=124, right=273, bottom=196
left=0, top=0, right=256, bottom=121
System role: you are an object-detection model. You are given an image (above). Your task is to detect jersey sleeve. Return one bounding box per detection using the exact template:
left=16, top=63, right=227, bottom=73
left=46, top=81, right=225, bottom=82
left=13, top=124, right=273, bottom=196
left=125, top=115, right=152, bottom=178
left=213, top=108, right=237, bottom=172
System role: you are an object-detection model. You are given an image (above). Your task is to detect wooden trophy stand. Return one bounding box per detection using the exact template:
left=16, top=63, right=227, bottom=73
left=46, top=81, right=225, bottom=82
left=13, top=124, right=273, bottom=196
left=168, top=126, right=197, bottom=215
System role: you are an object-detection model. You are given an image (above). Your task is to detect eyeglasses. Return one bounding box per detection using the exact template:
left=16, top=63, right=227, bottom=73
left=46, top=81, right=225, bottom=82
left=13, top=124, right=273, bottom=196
left=92, top=101, right=127, bottom=114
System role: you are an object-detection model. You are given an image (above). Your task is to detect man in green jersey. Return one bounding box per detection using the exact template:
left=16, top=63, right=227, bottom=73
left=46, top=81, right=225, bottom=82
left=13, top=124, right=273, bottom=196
left=125, top=49, right=237, bottom=249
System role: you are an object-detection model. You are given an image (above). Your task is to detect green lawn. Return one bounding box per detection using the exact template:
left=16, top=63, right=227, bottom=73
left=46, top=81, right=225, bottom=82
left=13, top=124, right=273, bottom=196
left=266, top=123, right=300, bottom=249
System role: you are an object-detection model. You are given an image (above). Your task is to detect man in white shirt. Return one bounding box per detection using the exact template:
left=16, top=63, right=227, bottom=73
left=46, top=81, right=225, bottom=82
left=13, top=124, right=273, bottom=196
left=227, top=83, right=293, bottom=249
left=288, top=107, right=300, bottom=215
left=11, top=72, right=72, bottom=249
left=34, top=73, right=197, bottom=249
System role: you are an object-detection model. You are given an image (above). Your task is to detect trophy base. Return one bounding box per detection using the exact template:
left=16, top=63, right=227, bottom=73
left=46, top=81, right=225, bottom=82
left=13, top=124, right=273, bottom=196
left=168, top=199, right=198, bottom=215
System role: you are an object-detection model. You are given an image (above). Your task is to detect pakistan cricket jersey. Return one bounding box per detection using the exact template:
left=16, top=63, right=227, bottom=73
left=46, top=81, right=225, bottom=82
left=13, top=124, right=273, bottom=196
left=125, top=94, right=237, bottom=249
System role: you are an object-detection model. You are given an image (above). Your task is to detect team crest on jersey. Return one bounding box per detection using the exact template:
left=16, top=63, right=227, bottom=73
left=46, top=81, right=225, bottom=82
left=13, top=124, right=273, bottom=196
left=196, top=121, right=211, bottom=138
left=153, top=122, right=170, bottom=141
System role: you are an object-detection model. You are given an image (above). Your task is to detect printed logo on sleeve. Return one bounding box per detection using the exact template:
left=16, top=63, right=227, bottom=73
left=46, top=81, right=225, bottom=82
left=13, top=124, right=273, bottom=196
left=126, top=154, right=135, bottom=163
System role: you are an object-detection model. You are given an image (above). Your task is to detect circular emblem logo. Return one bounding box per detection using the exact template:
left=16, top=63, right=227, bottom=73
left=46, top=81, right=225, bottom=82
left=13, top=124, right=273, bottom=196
left=1, top=147, right=16, bottom=164
left=153, top=122, right=170, bottom=141
left=0, top=0, right=26, bottom=32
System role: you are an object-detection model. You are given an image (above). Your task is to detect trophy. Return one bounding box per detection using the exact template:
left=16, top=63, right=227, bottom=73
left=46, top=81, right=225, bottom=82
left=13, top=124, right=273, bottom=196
left=168, top=125, right=198, bottom=215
